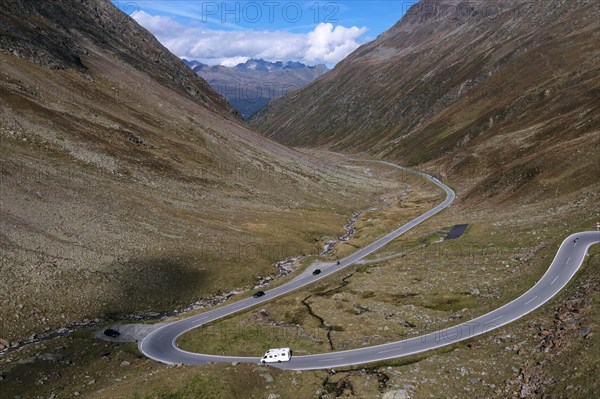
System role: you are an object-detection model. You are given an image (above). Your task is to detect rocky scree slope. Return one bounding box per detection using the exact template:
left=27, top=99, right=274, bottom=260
left=0, top=0, right=237, bottom=118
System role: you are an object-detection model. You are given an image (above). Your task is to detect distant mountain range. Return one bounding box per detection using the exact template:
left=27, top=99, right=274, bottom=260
left=184, top=59, right=328, bottom=119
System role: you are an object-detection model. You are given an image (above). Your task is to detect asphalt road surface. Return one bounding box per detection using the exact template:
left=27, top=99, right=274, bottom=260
left=140, top=162, right=599, bottom=369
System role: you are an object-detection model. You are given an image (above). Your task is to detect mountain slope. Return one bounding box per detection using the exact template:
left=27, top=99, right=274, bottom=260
left=185, top=59, right=328, bottom=119
left=0, top=0, right=237, bottom=118
left=251, top=0, right=600, bottom=201
left=0, top=0, right=390, bottom=341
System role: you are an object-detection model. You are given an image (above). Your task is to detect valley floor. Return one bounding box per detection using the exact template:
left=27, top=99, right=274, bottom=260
left=1, top=156, right=598, bottom=398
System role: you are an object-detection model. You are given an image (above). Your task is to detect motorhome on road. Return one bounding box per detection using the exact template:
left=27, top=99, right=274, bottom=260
left=261, top=348, right=291, bottom=363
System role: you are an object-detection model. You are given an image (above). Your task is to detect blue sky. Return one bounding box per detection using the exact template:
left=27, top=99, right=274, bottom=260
left=112, top=1, right=418, bottom=66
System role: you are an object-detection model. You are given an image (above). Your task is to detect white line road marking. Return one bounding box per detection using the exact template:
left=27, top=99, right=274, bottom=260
left=551, top=275, right=559, bottom=285
left=318, top=357, right=344, bottom=362
left=566, top=257, right=571, bottom=263
left=525, top=296, right=537, bottom=305
left=486, top=316, right=503, bottom=324
left=377, top=347, right=403, bottom=354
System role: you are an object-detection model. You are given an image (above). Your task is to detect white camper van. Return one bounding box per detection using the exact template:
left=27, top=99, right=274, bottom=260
left=260, top=348, right=291, bottom=363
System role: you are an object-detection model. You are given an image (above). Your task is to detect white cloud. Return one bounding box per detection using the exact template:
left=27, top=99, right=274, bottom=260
left=220, top=56, right=249, bottom=67
left=305, top=23, right=368, bottom=64
left=133, top=12, right=181, bottom=37
left=133, top=11, right=368, bottom=66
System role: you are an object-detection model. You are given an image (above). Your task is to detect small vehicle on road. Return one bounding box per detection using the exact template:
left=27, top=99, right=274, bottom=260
left=253, top=291, right=265, bottom=298
left=261, top=348, right=291, bottom=363
left=574, top=237, right=579, bottom=243
left=104, top=328, right=120, bottom=338
left=312, top=269, right=321, bottom=275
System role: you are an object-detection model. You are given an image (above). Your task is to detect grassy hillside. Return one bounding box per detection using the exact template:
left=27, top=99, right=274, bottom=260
left=0, top=0, right=397, bottom=343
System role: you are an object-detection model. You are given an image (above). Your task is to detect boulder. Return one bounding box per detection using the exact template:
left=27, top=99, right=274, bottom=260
left=382, top=389, right=411, bottom=399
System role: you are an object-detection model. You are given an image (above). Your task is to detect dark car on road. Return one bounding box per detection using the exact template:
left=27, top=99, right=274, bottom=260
left=104, top=328, right=120, bottom=338
left=253, top=291, right=265, bottom=298
left=312, top=269, right=321, bottom=275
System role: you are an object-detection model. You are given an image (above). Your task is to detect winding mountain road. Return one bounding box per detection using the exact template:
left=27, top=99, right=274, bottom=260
left=139, top=161, right=599, bottom=369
